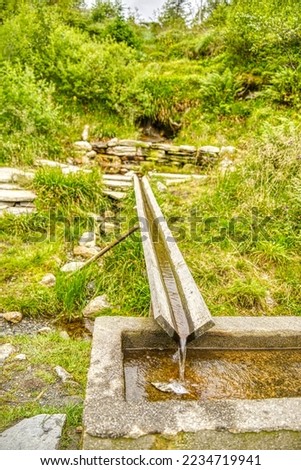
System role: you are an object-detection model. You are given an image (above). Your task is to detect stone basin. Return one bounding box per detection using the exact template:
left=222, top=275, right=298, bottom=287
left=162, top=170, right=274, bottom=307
left=83, top=316, right=301, bottom=450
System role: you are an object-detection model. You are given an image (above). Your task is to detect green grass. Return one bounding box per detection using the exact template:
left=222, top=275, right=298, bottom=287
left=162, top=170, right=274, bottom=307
left=32, top=167, right=107, bottom=215
left=0, top=333, right=90, bottom=449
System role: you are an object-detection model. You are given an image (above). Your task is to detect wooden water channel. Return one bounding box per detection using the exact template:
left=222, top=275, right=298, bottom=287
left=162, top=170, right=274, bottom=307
left=133, top=175, right=214, bottom=377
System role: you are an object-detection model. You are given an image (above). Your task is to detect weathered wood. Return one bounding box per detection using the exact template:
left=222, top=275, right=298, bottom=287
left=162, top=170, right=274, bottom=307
left=133, top=175, right=176, bottom=338
left=134, top=175, right=214, bottom=341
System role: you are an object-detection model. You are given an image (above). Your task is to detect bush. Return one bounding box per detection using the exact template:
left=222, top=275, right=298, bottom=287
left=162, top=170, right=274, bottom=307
left=0, top=63, right=63, bottom=165
left=199, top=68, right=243, bottom=115
left=33, top=168, right=107, bottom=215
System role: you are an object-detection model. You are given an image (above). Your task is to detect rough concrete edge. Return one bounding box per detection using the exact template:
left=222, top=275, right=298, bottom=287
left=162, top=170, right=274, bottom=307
left=83, top=316, right=301, bottom=443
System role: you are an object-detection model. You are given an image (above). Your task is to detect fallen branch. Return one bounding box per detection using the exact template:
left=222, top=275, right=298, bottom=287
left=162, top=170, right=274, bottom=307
left=67, top=225, right=139, bottom=277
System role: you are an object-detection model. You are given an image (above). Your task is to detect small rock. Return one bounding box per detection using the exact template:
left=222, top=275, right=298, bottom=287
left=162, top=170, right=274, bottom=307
left=59, top=331, right=70, bottom=340
left=220, top=158, right=235, bottom=175
left=107, top=138, right=118, bottom=146
left=104, top=210, right=115, bottom=219
left=220, top=146, right=236, bottom=155
left=265, top=291, right=277, bottom=309
left=84, top=318, right=94, bottom=334
left=88, top=212, right=102, bottom=222
left=100, top=221, right=119, bottom=234
left=15, top=353, right=26, bottom=361
left=36, top=159, right=67, bottom=168
left=83, top=295, right=111, bottom=317
left=0, top=189, right=36, bottom=203
left=86, top=150, right=97, bottom=159
left=0, top=343, right=16, bottom=365
left=81, top=155, right=90, bottom=165
left=54, top=365, right=73, bottom=383
left=37, top=327, right=52, bottom=335
left=76, top=426, right=83, bottom=434
left=66, top=157, right=74, bottom=165
left=0, top=311, right=23, bottom=324
left=87, top=281, right=95, bottom=292
left=74, top=141, right=92, bottom=151
left=81, top=125, right=89, bottom=141
left=73, top=245, right=98, bottom=259
left=60, top=261, right=85, bottom=273
left=0, top=414, right=66, bottom=450
left=199, top=145, right=220, bottom=154
left=40, top=273, right=56, bottom=287
left=157, top=181, right=167, bottom=192
left=103, top=190, right=126, bottom=201
left=79, top=231, right=96, bottom=247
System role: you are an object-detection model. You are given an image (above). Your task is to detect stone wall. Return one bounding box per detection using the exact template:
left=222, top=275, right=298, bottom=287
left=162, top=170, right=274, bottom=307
left=91, top=139, right=233, bottom=169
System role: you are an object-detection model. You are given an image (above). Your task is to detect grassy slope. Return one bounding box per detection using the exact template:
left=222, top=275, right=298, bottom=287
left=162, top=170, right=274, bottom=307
left=1, top=1, right=301, bottom=444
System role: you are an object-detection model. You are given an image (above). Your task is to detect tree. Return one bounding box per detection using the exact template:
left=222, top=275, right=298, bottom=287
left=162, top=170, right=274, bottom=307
left=158, top=0, right=189, bottom=26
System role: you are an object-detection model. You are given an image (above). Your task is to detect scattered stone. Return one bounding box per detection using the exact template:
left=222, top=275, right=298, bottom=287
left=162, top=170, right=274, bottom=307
left=157, top=181, right=167, bottom=192
left=54, top=365, right=73, bottom=383
left=103, top=180, right=132, bottom=190
left=199, top=145, right=220, bottom=154
left=220, top=146, right=236, bottom=155
left=0, top=168, right=34, bottom=183
left=0, top=183, right=22, bottom=190
left=15, top=354, right=27, bottom=361
left=74, top=141, right=92, bottom=151
left=220, top=158, right=235, bottom=174
left=81, top=125, right=89, bottom=141
left=88, top=212, right=102, bottom=222
left=0, top=311, right=23, bottom=324
left=0, top=189, right=36, bottom=203
left=92, top=142, right=108, bottom=151
left=40, top=273, right=56, bottom=287
left=0, top=202, right=14, bottom=209
left=37, top=327, right=52, bottom=335
left=265, top=292, right=277, bottom=309
left=36, top=159, right=67, bottom=168
left=103, top=210, right=115, bottom=218
left=107, top=138, right=119, bottom=147
left=86, top=150, right=97, bottom=159
left=84, top=318, right=94, bottom=334
left=60, top=261, right=85, bottom=273
left=79, top=231, right=96, bottom=247
left=73, top=245, right=99, bottom=259
left=103, top=190, right=126, bottom=201
left=100, top=221, right=119, bottom=234
left=59, top=330, right=70, bottom=340
left=87, top=281, right=96, bottom=292
left=78, top=155, right=90, bottom=165
left=19, top=202, right=35, bottom=207
left=107, top=146, right=136, bottom=157
left=0, top=414, right=66, bottom=450
left=83, top=295, right=111, bottom=317
left=0, top=343, right=16, bottom=365
left=179, top=145, right=197, bottom=153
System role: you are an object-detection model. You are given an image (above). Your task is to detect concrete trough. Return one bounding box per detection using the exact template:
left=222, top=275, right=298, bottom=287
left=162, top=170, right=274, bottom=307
left=83, top=316, right=301, bottom=450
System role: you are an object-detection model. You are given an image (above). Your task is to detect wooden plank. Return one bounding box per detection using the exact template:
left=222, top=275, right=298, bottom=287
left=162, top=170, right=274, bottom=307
left=141, top=176, right=214, bottom=339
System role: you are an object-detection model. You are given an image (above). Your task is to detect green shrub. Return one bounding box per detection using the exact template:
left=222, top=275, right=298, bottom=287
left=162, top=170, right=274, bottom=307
left=33, top=168, right=107, bottom=215
left=199, top=68, right=243, bottom=115
left=0, top=63, right=63, bottom=165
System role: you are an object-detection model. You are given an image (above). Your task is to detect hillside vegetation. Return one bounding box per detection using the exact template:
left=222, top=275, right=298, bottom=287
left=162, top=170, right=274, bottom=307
left=0, top=0, right=300, bottom=319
